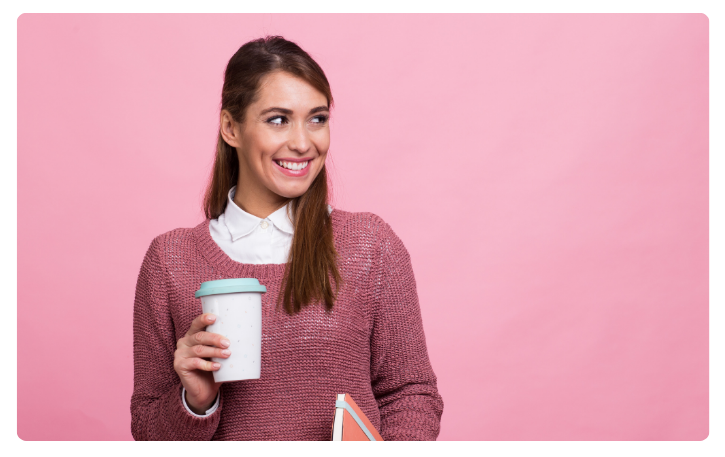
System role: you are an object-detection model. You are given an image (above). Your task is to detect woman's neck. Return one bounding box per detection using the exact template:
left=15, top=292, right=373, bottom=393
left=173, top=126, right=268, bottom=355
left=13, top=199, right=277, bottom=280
left=233, top=184, right=290, bottom=219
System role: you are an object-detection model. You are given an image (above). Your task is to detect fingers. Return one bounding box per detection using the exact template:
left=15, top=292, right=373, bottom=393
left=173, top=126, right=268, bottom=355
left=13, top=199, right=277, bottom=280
left=173, top=339, right=230, bottom=376
left=188, top=344, right=232, bottom=360
left=181, top=313, right=230, bottom=350
left=185, top=313, right=217, bottom=337
left=174, top=356, right=221, bottom=373
left=174, top=312, right=232, bottom=378
left=188, top=330, right=231, bottom=349
left=186, top=313, right=217, bottom=337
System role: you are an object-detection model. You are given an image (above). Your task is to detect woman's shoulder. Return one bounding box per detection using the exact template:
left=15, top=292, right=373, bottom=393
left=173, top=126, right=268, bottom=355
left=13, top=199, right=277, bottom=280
left=143, top=220, right=208, bottom=258
left=330, top=208, right=404, bottom=250
left=330, top=208, right=413, bottom=277
left=331, top=208, right=391, bottom=235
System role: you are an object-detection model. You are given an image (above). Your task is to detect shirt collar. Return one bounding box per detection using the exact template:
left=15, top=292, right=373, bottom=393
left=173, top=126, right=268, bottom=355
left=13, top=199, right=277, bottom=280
left=267, top=202, right=295, bottom=235
left=223, top=186, right=295, bottom=241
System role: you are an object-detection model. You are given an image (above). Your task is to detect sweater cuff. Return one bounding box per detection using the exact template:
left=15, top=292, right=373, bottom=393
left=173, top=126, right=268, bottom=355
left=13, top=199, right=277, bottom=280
left=182, top=387, right=220, bottom=417
left=164, top=383, right=222, bottom=440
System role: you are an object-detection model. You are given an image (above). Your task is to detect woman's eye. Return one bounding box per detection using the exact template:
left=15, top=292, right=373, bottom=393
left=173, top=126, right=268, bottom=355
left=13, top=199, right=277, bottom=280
left=311, top=115, right=328, bottom=124
left=267, top=116, right=286, bottom=125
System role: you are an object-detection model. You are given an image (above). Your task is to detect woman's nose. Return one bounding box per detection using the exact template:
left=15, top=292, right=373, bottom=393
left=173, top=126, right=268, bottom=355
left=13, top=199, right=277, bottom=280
left=287, top=123, right=311, bottom=153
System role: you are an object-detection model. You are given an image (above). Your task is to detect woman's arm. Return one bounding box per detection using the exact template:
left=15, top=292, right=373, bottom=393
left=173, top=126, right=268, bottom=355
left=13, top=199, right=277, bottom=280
left=131, top=236, right=222, bottom=440
left=369, top=218, right=444, bottom=441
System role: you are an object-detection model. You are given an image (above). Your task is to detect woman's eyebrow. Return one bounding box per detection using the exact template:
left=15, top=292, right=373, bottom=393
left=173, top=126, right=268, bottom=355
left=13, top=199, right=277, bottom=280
left=259, top=107, right=292, bottom=115
left=259, top=106, right=329, bottom=116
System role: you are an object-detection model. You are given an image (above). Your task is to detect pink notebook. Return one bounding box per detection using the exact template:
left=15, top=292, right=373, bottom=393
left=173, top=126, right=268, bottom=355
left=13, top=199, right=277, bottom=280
left=330, top=393, right=384, bottom=441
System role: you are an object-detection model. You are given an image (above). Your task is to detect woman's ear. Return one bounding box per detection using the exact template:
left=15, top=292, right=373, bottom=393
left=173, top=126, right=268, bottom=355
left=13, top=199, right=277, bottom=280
left=220, top=110, right=242, bottom=148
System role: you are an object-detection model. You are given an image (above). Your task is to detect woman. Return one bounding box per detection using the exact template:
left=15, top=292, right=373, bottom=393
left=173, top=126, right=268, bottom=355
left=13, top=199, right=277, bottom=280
left=131, top=36, right=443, bottom=441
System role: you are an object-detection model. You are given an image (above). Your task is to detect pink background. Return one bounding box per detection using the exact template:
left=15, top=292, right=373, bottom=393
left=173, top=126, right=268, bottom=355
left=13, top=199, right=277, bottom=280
left=17, top=14, right=708, bottom=440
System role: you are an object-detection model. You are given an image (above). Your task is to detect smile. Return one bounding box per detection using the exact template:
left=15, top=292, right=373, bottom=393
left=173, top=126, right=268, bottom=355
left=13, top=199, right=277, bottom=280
left=274, top=160, right=309, bottom=171
left=273, top=159, right=312, bottom=177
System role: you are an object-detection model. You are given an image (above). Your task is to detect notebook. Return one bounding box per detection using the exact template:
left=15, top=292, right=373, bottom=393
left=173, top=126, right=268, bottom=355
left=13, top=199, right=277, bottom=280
left=331, top=393, right=384, bottom=441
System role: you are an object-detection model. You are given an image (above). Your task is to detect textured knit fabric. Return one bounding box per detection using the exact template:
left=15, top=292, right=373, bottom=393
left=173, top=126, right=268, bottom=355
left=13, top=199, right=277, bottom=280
left=131, top=209, right=443, bottom=440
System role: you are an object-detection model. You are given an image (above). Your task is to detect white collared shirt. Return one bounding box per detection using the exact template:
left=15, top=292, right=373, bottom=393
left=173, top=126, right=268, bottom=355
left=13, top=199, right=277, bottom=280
left=209, top=186, right=297, bottom=264
left=182, top=185, right=333, bottom=416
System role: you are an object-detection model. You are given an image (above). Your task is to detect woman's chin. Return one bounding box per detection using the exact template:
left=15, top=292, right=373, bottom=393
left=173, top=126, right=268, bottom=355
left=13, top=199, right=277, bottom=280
left=271, top=185, right=309, bottom=200
left=269, top=178, right=314, bottom=199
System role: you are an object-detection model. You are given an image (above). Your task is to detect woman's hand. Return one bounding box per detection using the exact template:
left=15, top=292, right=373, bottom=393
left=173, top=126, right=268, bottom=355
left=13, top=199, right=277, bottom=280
left=174, top=313, right=231, bottom=415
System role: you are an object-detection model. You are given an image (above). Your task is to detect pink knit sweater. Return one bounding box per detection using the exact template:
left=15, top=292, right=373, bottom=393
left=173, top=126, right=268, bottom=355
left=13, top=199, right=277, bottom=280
left=131, top=209, right=443, bottom=440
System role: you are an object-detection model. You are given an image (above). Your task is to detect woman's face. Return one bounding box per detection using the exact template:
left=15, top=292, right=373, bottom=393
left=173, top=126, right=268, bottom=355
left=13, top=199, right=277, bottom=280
left=221, top=71, right=330, bottom=210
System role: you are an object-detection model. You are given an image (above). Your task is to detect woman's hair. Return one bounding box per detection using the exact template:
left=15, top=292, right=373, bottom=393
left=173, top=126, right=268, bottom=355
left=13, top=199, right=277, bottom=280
left=203, top=36, right=342, bottom=316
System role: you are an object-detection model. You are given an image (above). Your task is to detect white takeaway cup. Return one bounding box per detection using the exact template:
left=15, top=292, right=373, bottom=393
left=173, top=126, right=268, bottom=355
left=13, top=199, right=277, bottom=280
left=194, top=278, right=267, bottom=382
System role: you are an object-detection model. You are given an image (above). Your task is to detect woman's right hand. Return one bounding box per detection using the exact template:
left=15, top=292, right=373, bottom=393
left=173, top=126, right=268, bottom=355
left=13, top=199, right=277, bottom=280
left=174, top=313, right=231, bottom=415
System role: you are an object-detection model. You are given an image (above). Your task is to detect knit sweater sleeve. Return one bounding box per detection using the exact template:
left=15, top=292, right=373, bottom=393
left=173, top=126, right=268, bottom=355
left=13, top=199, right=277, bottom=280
left=369, top=219, right=444, bottom=440
left=131, top=236, right=222, bottom=440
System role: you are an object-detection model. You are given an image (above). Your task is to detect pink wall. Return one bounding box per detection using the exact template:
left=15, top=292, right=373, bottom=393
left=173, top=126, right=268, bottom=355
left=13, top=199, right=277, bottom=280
left=17, top=14, right=708, bottom=440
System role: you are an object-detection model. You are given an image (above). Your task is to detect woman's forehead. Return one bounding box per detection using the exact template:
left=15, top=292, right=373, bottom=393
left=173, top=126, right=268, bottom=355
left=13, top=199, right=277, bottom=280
left=254, top=71, right=328, bottom=110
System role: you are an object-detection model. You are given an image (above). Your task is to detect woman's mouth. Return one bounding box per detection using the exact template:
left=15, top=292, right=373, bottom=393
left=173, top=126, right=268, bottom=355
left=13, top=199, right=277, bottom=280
left=273, top=159, right=311, bottom=177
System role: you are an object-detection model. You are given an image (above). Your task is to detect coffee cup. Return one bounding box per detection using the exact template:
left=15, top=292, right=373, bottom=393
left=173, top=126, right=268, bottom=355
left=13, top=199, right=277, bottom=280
left=194, top=278, right=267, bottom=382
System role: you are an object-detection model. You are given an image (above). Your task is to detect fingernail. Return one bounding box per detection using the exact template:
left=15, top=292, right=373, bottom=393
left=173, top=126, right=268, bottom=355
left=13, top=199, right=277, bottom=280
left=207, top=315, right=216, bottom=322
left=213, top=363, right=221, bottom=369
left=221, top=339, right=230, bottom=348
left=221, top=349, right=231, bottom=356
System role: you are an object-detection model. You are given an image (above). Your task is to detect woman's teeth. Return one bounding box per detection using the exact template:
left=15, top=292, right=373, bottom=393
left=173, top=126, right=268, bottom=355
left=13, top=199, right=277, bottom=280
left=277, top=160, right=309, bottom=171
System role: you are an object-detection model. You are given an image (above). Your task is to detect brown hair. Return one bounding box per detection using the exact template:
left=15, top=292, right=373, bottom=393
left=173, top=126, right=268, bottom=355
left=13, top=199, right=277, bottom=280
left=203, top=36, right=342, bottom=315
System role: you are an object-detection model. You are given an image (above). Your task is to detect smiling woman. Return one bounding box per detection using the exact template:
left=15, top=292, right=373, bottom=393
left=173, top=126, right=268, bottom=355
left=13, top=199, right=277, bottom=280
left=131, top=36, right=444, bottom=441
left=205, top=40, right=339, bottom=318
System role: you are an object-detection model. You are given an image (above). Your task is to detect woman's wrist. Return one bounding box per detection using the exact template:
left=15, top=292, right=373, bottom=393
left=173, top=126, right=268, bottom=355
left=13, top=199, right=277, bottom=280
left=185, top=389, right=218, bottom=415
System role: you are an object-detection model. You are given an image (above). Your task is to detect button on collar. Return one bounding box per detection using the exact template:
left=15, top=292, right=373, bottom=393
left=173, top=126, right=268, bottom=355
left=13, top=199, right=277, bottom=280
left=260, top=220, right=269, bottom=229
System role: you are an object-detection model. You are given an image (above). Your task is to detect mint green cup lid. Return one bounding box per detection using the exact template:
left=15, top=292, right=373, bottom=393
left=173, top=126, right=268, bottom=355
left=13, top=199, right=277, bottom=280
left=195, top=278, right=267, bottom=298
